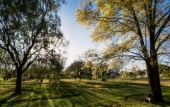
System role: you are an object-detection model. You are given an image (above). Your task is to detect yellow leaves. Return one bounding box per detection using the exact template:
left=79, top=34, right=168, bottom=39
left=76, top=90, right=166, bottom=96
left=77, top=0, right=139, bottom=43
left=109, top=57, right=120, bottom=65
left=84, top=61, right=93, bottom=68
left=76, top=0, right=101, bottom=28
left=77, top=0, right=170, bottom=63
left=90, top=21, right=113, bottom=42
left=103, top=35, right=136, bottom=59
left=76, top=9, right=90, bottom=27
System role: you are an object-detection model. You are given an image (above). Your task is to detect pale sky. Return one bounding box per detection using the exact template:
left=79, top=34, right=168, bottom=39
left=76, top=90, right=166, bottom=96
left=59, top=0, right=97, bottom=67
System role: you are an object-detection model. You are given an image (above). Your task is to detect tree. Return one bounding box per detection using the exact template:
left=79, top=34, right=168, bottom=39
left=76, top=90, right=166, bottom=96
left=65, top=60, right=84, bottom=80
left=79, top=49, right=108, bottom=80
left=137, top=70, right=146, bottom=78
left=109, top=58, right=124, bottom=74
left=26, top=64, right=44, bottom=80
left=65, top=60, right=84, bottom=74
left=92, top=62, right=108, bottom=80
left=159, top=64, right=170, bottom=79
left=77, top=0, right=170, bottom=101
left=121, top=71, right=129, bottom=78
left=34, top=36, right=68, bottom=83
left=48, top=49, right=67, bottom=83
left=0, top=0, right=65, bottom=94
left=83, top=61, right=93, bottom=79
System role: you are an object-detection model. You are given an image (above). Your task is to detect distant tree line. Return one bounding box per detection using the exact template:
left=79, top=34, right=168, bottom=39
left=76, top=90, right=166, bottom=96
left=64, top=60, right=121, bottom=81
left=120, top=64, right=170, bottom=79
left=121, top=70, right=146, bottom=78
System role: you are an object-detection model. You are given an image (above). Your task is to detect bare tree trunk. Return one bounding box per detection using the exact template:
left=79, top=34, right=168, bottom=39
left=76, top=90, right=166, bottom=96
left=15, top=69, right=22, bottom=94
left=146, top=58, right=164, bottom=101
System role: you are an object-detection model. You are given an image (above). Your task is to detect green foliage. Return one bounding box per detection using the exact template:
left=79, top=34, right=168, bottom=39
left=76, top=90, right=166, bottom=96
left=0, top=0, right=66, bottom=93
left=48, top=50, right=66, bottom=83
left=159, top=64, right=170, bottom=79
left=49, top=50, right=65, bottom=72
left=137, top=70, right=146, bottom=78
left=122, top=71, right=132, bottom=78
left=27, top=48, right=68, bottom=83
left=65, top=60, right=84, bottom=75
left=0, top=0, right=66, bottom=74
left=121, top=70, right=146, bottom=78
left=65, top=59, right=110, bottom=80
left=26, top=64, right=46, bottom=80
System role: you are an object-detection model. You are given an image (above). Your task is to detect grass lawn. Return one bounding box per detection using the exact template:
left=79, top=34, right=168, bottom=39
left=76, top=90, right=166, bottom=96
left=0, top=78, right=170, bottom=107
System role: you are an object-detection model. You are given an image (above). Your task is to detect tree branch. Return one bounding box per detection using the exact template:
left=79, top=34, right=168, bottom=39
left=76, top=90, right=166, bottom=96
left=156, top=34, right=170, bottom=51
left=155, top=13, right=170, bottom=41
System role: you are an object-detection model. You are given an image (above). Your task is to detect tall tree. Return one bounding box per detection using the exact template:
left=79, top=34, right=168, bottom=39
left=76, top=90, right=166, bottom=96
left=77, top=0, right=170, bottom=101
left=0, top=0, right=65, bottom=94
left=34, top=36, right=69, bottom=83
left=48, top=49, right=67, bottom=83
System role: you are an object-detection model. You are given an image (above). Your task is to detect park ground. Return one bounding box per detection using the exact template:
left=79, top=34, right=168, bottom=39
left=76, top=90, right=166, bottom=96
left=0, top=78, right=170, bottom=107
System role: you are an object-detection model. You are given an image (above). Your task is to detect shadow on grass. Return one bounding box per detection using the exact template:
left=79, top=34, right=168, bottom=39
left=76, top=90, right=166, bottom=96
left=0, top=93, right=16, bottom=106
left=1, top=88, right=81, bottom=106
left=125, top=93, right=146, bottom=102
left=81, top=100, right=122, bottom=107
left=0, top=82, right=82, bottom=106
left=85, top=81, right=149, bottom=88
left=7, top=93, right=81, bottom=104
left=83, top=81, right=170, bottom=107
left=1, top=79, right=170, bottom=107
left=124, top=93, right=170, bottom=107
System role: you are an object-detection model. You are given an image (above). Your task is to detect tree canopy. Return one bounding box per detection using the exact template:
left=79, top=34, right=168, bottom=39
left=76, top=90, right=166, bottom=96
left=0, top=0, right=66, bottom=94
left=76, top=0, right=170, bottom=102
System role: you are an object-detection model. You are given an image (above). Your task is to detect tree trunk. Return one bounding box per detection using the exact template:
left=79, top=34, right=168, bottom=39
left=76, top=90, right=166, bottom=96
left=146, top=60, right=164, bottom=102
left=15, top=69, right=22, bottom=94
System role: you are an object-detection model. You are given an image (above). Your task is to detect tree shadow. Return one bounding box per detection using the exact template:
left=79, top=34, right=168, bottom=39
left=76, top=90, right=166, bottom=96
left=0, top=93, right=16, bottom=106
left=1, top=92, right=81, bottom=106
left=0, top=81, right=82, bottom=106
left=124, top=93, right=170, bottom=107
left=1, top=79, right=170, bottom=106
left=125, top=93, right=145, bottom=101
left=84, top=81, right=170, bottom=107
left=66, top=87, right=122, bottom=107
left=86, top=100, right=121, bottom=107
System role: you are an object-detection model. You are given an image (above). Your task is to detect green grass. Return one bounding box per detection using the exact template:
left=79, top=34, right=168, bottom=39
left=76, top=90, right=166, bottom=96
left=0, top=78, right=170, bottom=107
